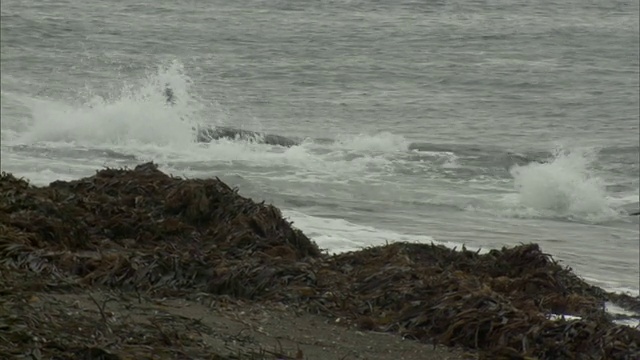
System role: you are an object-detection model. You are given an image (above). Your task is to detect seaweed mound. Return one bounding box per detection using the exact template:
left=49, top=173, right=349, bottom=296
left=1, top=163, right=319, bottom=295
left=1, top=163, right=639, bottom=360
left=320, top=243, right=640, bottom=359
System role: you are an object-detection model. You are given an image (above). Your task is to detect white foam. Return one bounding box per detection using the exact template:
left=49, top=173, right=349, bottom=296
left=441, top=154, right=461, bottom=169
left=547, top=314, right=582, bottom=321
left=13, top=61, right=204, bottom=148
left=509, top=147, right=620, bottom=221
left=2, top=61, right=415, bottom=184
left=606, top=303, right=640, bottom=328
left=550, top=315, right=640, bottom=328
left=606, top=302, right=638, bottom=317
left=333, top=132, right=409, bottom=153
left=0, top=149, right=130, bottom=186
left=282, top=209, right=449, bottom=254
left=0, top=128, right=20, bottom=142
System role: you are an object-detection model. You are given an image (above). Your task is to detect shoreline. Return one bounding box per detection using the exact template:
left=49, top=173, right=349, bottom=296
left=1, top=162, right=639, bottom=359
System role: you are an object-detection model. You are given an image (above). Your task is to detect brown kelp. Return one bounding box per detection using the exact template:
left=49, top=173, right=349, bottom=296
left=1, top=163, right=638, bottom=359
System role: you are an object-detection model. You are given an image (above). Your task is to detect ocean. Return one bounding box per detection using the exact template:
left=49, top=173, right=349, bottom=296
left=1, top=0, right=638, bottom=301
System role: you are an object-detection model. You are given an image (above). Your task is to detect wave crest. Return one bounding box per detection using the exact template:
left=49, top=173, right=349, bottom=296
left=510, top=147, right=617, bottom=219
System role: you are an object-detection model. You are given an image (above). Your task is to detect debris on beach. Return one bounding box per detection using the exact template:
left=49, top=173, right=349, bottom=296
left=1, top=162, right=639, bottom=359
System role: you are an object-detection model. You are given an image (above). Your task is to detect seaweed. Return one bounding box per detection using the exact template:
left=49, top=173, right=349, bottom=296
left=1, top=163, right=638, bottom=359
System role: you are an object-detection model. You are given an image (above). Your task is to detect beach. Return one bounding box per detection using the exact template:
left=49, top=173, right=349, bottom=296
left=1, top=163, right=638, bottom=359
left=1, top=0, right=639, bottom=358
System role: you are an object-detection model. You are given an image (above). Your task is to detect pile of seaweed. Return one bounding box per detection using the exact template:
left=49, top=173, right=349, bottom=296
left=1, top=163, right=639, bottom=359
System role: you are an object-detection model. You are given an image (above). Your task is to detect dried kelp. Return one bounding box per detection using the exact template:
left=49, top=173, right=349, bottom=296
left=1, top=163, right=639, bottom=360
left=321, top=243, right=640, bottom=359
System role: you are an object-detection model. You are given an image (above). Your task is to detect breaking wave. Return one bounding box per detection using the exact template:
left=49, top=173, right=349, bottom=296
left=509, top=147, right=620, bottom=220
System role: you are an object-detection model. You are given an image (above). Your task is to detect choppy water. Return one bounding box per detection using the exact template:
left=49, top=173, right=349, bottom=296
left=1, top=0, right=639, bottom=299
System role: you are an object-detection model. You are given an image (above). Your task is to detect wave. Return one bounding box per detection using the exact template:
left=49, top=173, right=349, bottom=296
left=4, top=61, right=204, bottom=147
left=508, top=147, right=624, bottom=220
left=2, top=59, right=634, bottom=178
left=2, top=60, right=637, bottom=225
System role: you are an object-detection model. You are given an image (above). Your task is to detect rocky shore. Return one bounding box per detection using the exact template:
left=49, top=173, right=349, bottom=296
left=1, top=163, right=638, bottom=359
